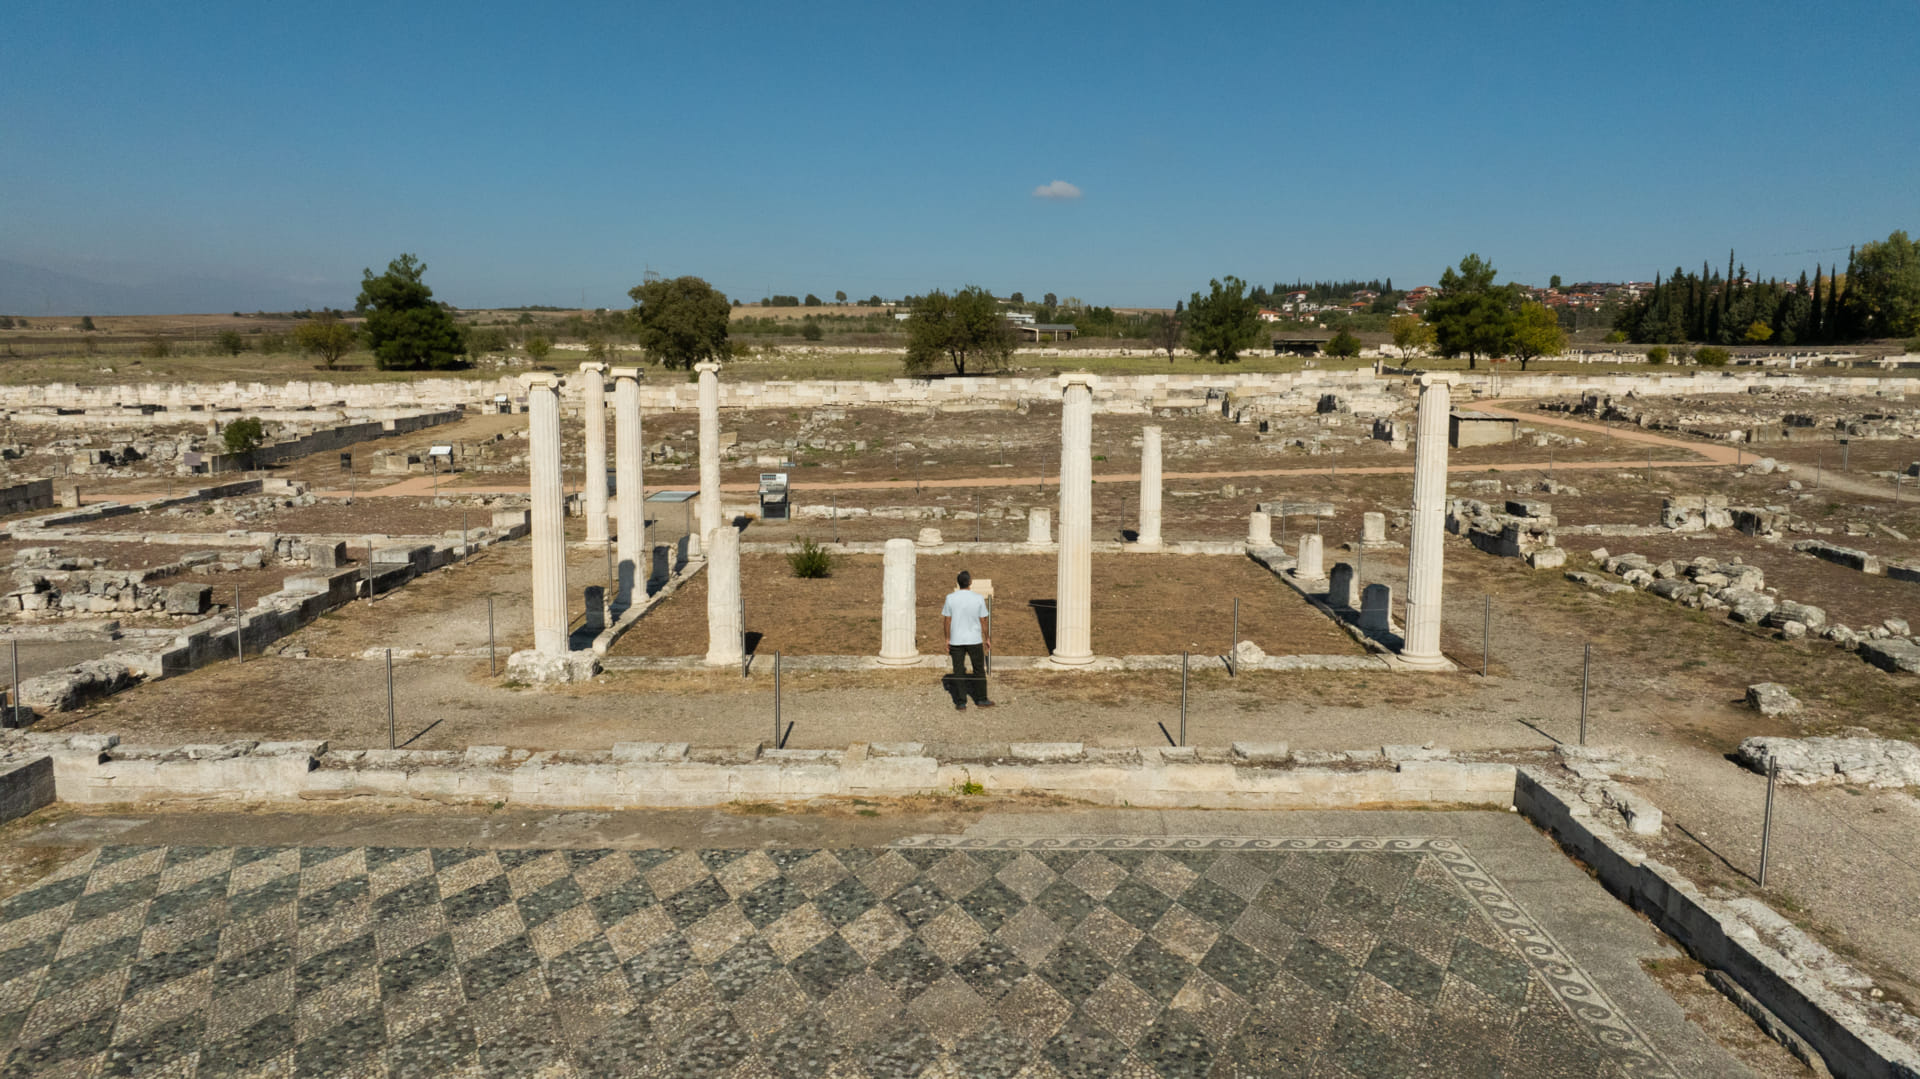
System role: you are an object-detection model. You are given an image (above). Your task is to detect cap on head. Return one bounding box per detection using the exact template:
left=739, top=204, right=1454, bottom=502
left=957, top=570, right=972, bottom=589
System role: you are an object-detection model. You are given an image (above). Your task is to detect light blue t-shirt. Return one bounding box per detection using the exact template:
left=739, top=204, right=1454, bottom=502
left=942, top=589, right=988, bottom=646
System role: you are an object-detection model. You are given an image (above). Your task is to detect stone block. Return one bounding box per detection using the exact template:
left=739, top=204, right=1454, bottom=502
left=505, top=649, right=601, bottom=684
left=163, top=583, right=211, bottom=615
left=1383, top=744, right=1448, bottom=762
left=1745, top=683, right=1801, bottom=717
left=611, top=742, right=690, bottom=762
left=1230, top=741, right=1289, bottom=763
left=1009, top=742, right=1083, bottom=762
left=306, top=541, right=347, bottom=569
left=1527, top=547, right=1566, bottom=570
left=1859, top=638, right=1920, bottom=675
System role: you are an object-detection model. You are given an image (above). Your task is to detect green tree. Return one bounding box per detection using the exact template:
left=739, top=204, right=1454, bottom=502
left=1646, top=346, right=1669, bottom=365
left=800, top=319, right=823, bottom=341
left=222, top=417, right=265, bottom=457
left=523, top=335, right=553, bottom=364
left=79, top=316, right=95, bottom=331
left=903, top=286, right=1013, bottom=376
left=214, top=330, right=247, bottom=355
left=1743, top=320, right=1774, bottom=343
left=1848, top=230, right=1920, bottom=338
left=1549, top=275, right=1562, bottom=290
left=1009, top=292, right=1025, bottom=304
left=804, top=294, right=822, bottom=306
left=1426, top=254, right=1516, bottom=369
left=1321, top=328, right=1362, bottom=358
left=1043, top=292, right=1057, bottom=307
left=1182, top=276, right=1264, bottom=363
left=627, top=275, right=731, bottom=370
left=1695, top=346, right=1731, bottom=366
left=866, top=294, right=883, bottom=305
left=1508, top=302, right=1567, bottom=371
left=467, top=327, right=508, bottom=354
left=834, top=290, right=847, bottom=303
left=293, top=313, right=356, bottom=370
left=356, top=254, right=468, bottom=370
left=1389, top=314, right=1433, bottom=359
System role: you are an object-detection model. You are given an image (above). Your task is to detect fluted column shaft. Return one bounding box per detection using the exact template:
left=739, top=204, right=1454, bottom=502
left=611, top=368, right=645, bottom=604
left=1053, top=375, right=1096, bottom=664
left=579, top=363, right=609, bottom=546
left=704, top=524, right=744, bottom=666
left=527, top=375, right=568, bottom=656
left=1402, top=377, right=1452, bottom=667
left=1137, top=425, right=1162, bottom=548
left=878, top=538, right=918, bottom=664
left=695, top=362, right=722, bottom=557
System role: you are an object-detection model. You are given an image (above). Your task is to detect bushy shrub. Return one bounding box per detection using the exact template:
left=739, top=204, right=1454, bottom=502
left=1695, top=346, right=1731, bottom=367
left=215, top=330, right=247, bottom=355
left=787, top=537, right=834, bottom=578
left=223, top=417, right=265, bottom=455
left=1645, top=346, right=1668, bottom=365
left=142, top=339, right=171, bottom=359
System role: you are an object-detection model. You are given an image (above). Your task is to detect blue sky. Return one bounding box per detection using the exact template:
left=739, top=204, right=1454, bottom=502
left=4, top=0, right=1916, bottom=312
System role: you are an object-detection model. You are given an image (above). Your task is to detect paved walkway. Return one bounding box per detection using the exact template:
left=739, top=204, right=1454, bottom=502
left=0, top=807, right=1756, bottom=1077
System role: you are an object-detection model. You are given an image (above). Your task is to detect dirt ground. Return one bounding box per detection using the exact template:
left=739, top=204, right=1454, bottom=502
left=610, top=552, right=1362, bottom=658
left=68, top=494, right=492, bottom=538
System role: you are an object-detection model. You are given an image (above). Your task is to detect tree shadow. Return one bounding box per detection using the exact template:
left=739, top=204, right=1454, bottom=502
left=1028, top=599, right=1059, bottom=655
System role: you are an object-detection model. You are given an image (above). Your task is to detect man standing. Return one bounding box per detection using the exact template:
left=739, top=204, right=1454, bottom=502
left=941, top=570, right=994, bottom=711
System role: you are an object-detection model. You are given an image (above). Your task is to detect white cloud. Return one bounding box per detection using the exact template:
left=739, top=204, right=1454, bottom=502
left=1031, top=180, right=1082, bottom=200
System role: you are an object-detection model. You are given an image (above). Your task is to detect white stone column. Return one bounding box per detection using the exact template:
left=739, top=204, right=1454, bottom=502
left=1401, top=376, right=1452, bottom=668
left=1027, top=508, right=1052, bottom=546
left=1053, top=374, right=1097, bottom=665
left=526, top=374, right=568, bottom=656
left=878, top=538, right=918, bottom=665
left=1248, top=511, right=1273, bottom=547
left=694, top=361, right=723, bottom=558
left=1137, top=425, right=1163, bottom=548
left=1296, top=533, right=1325, bottom=580
left=611, top=368, right=645, bottom=604
left=704, top=524, right=744, bottom=666
left=578, top=363, right=609, bottom=547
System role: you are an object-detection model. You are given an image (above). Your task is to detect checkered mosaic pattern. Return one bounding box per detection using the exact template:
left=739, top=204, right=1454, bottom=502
left=0, top=837, right=1673, bottom=1077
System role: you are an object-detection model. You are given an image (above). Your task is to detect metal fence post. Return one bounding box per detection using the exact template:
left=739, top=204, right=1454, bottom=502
left=1759, top=756, right=1778, bottom=887
left=1481, top=595, right=1490, bottom=677
left=235, top=587, right=244, bottom=663
left=774, top=651, right=782, bottom=748
left=8, top=640, right=16, bottom=727
left=386, top=648, right=396, bottom=749
left=1579, top=643, right=1591, bottom=745
left=487, top=597, right=496, bottom=675
left=1230, top=598, right=1239, bottom=675
left=1179, top=651, right=1189, bottom=747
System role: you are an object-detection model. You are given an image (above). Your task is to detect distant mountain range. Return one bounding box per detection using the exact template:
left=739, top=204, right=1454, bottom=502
left=0, top=259, right=344, bottom=316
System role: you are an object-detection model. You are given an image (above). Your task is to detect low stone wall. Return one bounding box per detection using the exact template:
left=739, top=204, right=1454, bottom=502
left=0, top=479, right=54, bottom=516
left=195, top=407, right=464, bottom=472
left=1515, top=768, right=1920, bottom=1079
left=8, top=368, right=1918, bottom=418
left=8, top=734, right=1513, bottom=811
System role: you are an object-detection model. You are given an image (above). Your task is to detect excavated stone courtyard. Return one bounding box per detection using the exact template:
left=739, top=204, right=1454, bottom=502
left=0, top=366, right=1917, bottom=1074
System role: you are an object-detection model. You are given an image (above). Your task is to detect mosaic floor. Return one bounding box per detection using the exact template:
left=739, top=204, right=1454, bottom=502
left=0, top=836, right=1675, bottom=1078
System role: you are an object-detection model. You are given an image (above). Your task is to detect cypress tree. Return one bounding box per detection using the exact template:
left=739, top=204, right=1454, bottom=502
left=1809, top=265, right=1823, bottom=340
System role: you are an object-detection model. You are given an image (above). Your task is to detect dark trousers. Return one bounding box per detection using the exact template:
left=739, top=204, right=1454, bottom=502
left=946, top=644, right=988, bottom=705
